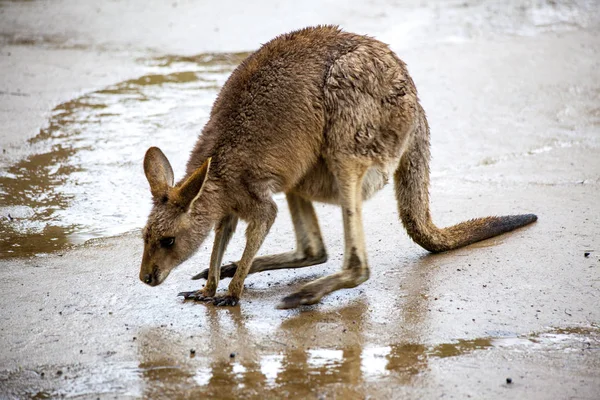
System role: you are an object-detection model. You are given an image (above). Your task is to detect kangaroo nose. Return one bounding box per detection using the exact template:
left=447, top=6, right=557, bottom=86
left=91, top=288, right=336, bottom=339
left=143, top=274, right=153, bottom=285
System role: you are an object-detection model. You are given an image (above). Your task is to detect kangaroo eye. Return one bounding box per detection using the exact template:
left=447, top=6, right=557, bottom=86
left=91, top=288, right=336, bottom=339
left=160, top=237, right=175, bottom=248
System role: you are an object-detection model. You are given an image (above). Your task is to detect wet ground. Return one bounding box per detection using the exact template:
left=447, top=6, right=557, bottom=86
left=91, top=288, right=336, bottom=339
left=1, top=0, right=599, bottom=398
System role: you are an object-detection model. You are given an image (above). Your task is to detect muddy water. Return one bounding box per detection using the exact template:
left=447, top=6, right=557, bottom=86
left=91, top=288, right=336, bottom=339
left=136, top=337, right=497, bottom=398
left=8, top=324, right=598, bottom=399
left=135, top=328, right=594, bottom=399
left=0, top=53, right=248, bottom=258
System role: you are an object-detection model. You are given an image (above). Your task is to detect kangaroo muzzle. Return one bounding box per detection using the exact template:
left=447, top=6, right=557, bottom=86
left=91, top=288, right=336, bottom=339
left=140, top=264, right=162, bottom=287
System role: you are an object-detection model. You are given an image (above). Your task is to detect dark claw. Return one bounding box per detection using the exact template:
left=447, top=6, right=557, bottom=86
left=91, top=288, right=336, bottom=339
left=178, top=291, right=199, bottom=300
left=178, top=291, right=213, bottom=302
left=212, top=295, right=239, bottom=307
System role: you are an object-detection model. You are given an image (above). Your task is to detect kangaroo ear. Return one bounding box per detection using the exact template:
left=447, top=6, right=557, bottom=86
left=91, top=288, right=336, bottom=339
left=174, top=158, right=211, bottom=211
left=144, top=147, right=174, bottom=199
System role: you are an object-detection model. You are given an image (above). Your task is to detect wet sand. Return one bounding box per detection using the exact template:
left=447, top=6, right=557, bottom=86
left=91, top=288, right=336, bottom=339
left=1, top=0, right=599, bottom=398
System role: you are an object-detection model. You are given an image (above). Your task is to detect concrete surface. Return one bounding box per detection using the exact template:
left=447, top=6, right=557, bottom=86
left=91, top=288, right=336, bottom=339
left=1, top=0, right=599, bottom=399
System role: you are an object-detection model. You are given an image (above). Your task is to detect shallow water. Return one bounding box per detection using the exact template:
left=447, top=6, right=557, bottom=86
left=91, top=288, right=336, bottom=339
left=126, top=327, right=600, bottom=398
left=0, top=53, right=248, bottom=258
left=8, top=326, right=598, bottom=399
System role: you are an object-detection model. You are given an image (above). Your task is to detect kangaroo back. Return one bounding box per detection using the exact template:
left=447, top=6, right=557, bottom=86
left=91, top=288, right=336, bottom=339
left=394, top=106, right=537, bottom=253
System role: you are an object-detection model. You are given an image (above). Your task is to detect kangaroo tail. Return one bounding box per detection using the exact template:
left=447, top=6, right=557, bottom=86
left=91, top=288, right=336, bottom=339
left=394, top=107, right=537, bottom=253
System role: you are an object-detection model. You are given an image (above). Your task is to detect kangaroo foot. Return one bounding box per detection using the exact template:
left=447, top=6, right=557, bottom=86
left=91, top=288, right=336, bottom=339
left=212, top=295, right=239, bottom=307
left=177, top=290, right=214, bottom=302
left=277, top=270, right=368, bottom=309
left=277, top=289, right=321, bottom=309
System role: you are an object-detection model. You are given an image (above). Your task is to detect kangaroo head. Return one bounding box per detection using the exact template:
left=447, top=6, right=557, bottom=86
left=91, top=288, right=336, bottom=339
left=140, top=147, right=215, bottom=286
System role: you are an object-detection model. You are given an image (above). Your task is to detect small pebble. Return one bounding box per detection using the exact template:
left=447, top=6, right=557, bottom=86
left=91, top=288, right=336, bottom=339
left=190, top=349, right=196, bottom=357
left=506, top=377, right=512, bottom=384
left=584, top=252, right=590, bottom=258
left=230, top=352, right=236, bottom=358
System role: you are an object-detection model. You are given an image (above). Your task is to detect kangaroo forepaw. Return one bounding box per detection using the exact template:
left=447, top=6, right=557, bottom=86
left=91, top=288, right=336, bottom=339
left=178, top=290, right=199, bottom=300
left=212, top=295, right=239, bottom=307
left=277, top=290, right=321, bottom=309
left=177, top=290, right=214, bottom=302
left=191, top=263, right=238, bottom=280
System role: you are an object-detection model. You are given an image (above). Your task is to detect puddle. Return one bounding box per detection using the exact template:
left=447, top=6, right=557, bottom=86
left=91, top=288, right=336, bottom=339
left=131, top=327, right=597, bottom=397
left=132, top=340, right=492, bottom=398
left=133, top=327, right=597, bottom=398
left=2, top=326, right=597, bottom=398
left=0, top=53, right=249, bottom=258
left=117, top=327, right=600, bottom=397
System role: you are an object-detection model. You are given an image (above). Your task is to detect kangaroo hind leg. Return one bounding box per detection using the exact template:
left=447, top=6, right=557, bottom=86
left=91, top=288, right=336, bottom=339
left=278, top=160, right=370, bottom=309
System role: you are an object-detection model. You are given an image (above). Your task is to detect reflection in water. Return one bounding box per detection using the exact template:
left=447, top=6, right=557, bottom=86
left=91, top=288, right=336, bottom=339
left=136, top=326, right=600, bottom=399
left=135, top=319, right=497, bottom=398
left=132, top=268, right=599, bottom=400
left=0, top=53, right=249, bottom=258
left=133, top=292, right=488, bottom=399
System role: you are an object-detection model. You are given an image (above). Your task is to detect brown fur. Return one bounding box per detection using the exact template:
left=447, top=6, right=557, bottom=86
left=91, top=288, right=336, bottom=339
left=139, top=26, right=537, bottom=308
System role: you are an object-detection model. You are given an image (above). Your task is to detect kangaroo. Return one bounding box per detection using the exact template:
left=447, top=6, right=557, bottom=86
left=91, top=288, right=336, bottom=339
left=139, top=25, right=537, bottom=308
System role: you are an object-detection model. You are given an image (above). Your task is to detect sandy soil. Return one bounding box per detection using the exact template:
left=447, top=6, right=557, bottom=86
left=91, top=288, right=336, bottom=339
left=1, top=0, right=599, bottom=398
